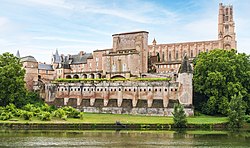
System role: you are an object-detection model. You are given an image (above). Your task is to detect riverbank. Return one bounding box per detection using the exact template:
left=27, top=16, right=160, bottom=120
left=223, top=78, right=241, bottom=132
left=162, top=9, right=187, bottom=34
left=0, top=113, right=231, bottom=130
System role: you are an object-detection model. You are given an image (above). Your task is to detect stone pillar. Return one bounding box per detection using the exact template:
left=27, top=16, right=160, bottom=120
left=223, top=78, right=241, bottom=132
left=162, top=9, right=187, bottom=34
left=147, top=89, right=153, bottom=107
left=77, top=98, right=81, bottom=106
left=64, top=98, right=69, bottom=106
left=117, top=87, right=123, bottom=107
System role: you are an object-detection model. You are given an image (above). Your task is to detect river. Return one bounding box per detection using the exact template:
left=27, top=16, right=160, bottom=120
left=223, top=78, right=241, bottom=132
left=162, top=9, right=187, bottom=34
left=0, top=130, right=249, bottom=147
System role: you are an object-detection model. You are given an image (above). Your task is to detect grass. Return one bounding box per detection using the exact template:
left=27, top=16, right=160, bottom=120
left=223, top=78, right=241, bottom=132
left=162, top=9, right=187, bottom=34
left=0, top=113, right=228, bottom=124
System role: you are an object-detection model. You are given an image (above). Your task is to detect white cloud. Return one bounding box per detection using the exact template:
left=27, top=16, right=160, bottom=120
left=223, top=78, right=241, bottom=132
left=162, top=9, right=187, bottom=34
left=33, top=36, right=105, bottom=44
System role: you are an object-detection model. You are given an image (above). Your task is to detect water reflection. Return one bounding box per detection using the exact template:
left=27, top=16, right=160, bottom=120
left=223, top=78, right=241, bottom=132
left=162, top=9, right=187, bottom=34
left=0, top=130, right=249, bottom=147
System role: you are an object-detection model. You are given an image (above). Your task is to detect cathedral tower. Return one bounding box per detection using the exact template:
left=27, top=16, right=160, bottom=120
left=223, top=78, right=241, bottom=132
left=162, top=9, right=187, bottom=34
left=218, top=3, right=237, bottom=49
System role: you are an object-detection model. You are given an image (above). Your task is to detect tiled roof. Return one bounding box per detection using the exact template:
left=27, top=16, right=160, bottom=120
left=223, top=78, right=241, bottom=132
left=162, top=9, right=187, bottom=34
left=38, top=63, right=54, bottom=71
left=70, top=53, right=93, bottom=64
left=20, top=56, right=37, bottom=62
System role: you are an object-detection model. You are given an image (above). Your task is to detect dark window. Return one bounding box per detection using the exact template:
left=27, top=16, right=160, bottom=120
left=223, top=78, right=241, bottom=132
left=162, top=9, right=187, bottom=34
left=78, top=88, right=80, bottom=91
left=159, top=89, right=161, bottom=92
left=149, top=89, right=151, bottom=91
left=125, top=89, right=127, bottom=91
left=144, top=89, right=146, bottom=91
left=155, top=89, right=157, bottom=91
left=129, top=89, right=131, bottom=91
left=165, top=89, right=167, bottom=92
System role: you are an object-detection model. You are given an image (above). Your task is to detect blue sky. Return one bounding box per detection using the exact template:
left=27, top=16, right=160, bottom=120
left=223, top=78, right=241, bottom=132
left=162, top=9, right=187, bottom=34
left=0, top=0, right=249, bottom=63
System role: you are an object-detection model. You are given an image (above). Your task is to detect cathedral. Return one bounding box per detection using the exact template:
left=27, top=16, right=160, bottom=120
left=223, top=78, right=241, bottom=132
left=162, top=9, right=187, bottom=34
left=17, top=3, right=236, bottom=116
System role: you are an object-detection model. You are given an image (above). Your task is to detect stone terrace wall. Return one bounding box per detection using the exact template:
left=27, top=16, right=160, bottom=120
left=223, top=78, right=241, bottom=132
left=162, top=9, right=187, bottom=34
left=44, top=81, right=193, bottom=116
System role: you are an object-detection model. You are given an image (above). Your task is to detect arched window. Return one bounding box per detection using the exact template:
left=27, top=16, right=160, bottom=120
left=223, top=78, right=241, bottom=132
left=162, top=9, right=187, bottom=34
left=225, top=25, right=229, bottom=34
left=176, top=50, right=178, bottom=60
left=66, top=75, right=72, bottom=79
left=190, top=50, right=193, bottom=57
left=156, top=52, right=160, bottom=62
left=168, top=51, right=171, bottom=61
left=73, top=75, right=79, bottom=79
left=162, top=52, right=165, bottom=62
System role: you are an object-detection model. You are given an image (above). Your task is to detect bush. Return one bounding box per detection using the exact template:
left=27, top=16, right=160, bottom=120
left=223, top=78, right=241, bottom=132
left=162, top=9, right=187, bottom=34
left=39, top=112, right=51, bottom=121
left=228, top=93, right=246, bottom=129
left=245, top=115, right=250, bottom=123
left=172, top=103, right=187, bottom=128
left=79, top=112, right=84, bottom=120
left=53, top=108, right=66, bottom=119
left=62, top=106, right=80, bottom=118
left=0, top=112, right=13, bottom=120
left=22, top=111, right=33, bottom=120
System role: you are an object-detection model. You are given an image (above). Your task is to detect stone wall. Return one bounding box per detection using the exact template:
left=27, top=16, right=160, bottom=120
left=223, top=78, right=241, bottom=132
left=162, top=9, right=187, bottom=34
left=44, top=78, right=193, bottom=116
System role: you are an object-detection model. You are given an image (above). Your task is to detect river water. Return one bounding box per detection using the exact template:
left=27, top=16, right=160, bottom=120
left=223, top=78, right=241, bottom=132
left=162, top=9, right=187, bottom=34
left=0, top=130, right=249, bottom=147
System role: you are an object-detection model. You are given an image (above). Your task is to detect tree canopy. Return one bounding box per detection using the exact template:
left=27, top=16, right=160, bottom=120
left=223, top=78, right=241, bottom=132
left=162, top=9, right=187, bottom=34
left=193, top=49, right=250, bottom=115
left=0, top=52, right=27, bottom=107
left=0, top=52, right=43, bottom=107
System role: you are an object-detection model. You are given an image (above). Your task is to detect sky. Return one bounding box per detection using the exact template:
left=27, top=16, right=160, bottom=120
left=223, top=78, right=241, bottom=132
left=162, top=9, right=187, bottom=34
left=0, top=0, right=249, bottom=63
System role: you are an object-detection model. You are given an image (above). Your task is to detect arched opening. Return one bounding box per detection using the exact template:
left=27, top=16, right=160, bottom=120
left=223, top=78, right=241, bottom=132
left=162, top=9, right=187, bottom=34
left=38, top=75, right=41, bottom=80
left=111, top=75, right=126, bottom=79
left=89, top=73, right=94, bottom=79
left=82, top=74, right=87, bottom=79
left=224, top=44, right=231, bottom=50
left=73, top=74, right=79, bottom=79
left=66, top=75, right=72, bottom=79
left=96, top=73, right=102, bottom=79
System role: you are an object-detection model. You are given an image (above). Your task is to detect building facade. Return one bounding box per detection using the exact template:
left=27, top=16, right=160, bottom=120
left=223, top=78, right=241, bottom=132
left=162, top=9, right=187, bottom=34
left=18, top=3, right=236, bottom=116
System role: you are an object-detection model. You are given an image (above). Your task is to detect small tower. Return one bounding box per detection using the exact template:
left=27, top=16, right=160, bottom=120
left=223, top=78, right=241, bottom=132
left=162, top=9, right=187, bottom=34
left=218, top=3, right=237, bottom=49
left=152, top=38, right=157, bottom=46
left=177, top=54, right=193, bottom=106
left=16, top=50, right=20, bottom=58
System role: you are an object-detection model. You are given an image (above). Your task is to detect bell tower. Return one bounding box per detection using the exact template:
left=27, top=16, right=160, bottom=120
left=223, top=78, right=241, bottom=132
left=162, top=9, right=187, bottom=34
left=218, top=3, right=237, bottom=49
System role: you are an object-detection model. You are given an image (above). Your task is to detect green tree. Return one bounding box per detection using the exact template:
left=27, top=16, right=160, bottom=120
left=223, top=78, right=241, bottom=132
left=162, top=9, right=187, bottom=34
left=228, top=93, right=246, bottom=129
left=193, top=49, right=250, bottom=115
left=172, top=103, right=187, bottom=128
left=0, top=52, right=26, bottom=107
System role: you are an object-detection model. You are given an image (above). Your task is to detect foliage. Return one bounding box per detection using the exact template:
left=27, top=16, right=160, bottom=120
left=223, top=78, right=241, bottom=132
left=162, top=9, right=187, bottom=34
left=0, top=52, right=43, bottom=107
left=62, top=106, right=80, bottom=118
left=193, top=49, right=250, bottom=115
left=39, top=111, right=51, bottom=121
left=22, top=111, right=33, bottom=120
left=0, top=52, right=26, bottom=107
left=0, top=112, right=13, bottom=120
left=245, top=115, right=250, bottom=123
left=53, top=108, right=67, bottom=119
left=228, top=93, right=246, bottom=129
left=79, top=112, right=84, bottom=120
left=172, top=103, right=187, bottom=128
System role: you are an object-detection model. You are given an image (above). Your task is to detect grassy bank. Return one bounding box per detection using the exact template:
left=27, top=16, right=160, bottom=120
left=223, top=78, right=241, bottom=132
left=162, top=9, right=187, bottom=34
left=0, top=113, right=228, bottom=124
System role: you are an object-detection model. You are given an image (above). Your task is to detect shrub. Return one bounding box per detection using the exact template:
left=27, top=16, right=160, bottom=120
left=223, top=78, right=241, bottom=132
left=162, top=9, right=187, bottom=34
left=0, top=112, right=13, bottom=120
left=62, top=106, right=80, bottom=118
left=245, top=115, right=250, bottom=123
left=172, top=103, right=187, bottom=128
left=53, top=108, right=66, bottom=119
left=39, top=111, right=51, bottom=121
left=79, top=112, right=84, bottom=120
left=61, top=115, right=67, bottom=120
left=23, top=103, right=35, bottom=112
left=228, top=93, right=246, bottom=129
left=22, top=111, right=33, bottom=120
